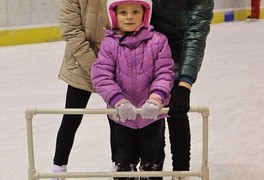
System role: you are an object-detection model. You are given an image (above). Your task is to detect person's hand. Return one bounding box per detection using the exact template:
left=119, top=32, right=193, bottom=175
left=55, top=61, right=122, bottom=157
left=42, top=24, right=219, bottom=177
left=168, top=85, right=190, bottom=116
left=141, top=99, right=162, bottom=120
left=115, top=101, right=137, bottom=122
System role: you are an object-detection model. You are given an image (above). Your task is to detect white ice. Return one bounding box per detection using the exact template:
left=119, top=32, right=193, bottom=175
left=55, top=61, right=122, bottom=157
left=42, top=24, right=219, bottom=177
left=1, top=20, right=264, bottom=180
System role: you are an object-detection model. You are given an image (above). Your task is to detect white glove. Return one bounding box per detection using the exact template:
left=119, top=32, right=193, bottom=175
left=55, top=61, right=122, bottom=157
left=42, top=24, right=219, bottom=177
left=116, top=101, right=137, bottom=122
left=141, top=99, right=162, bottom=120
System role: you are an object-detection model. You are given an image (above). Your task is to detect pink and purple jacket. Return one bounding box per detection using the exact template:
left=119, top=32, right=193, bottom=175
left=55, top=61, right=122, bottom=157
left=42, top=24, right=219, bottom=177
left=91, top=26, right=175, bottom=129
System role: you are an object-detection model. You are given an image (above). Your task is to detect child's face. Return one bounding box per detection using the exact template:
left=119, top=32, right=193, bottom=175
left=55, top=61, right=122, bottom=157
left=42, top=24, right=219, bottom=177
left=116, top=3, right=144, bottom=32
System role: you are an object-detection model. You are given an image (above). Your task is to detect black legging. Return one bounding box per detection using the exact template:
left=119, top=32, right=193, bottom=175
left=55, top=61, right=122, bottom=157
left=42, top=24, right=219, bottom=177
left=53, top=85, right=91, bottom=166
left=165, top=80, right=191, bottom=171
left=167, top=113, right=190, bottom=171
left=108, top=116, right=117, bottom=162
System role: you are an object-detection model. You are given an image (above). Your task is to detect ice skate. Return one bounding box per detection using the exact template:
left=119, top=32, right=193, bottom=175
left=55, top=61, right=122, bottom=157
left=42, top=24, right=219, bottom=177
left=50, top=165, right=67, bottom=180
left=246, top=15, right=259, bottom=22
left=172, top=177, right=190, bottom=180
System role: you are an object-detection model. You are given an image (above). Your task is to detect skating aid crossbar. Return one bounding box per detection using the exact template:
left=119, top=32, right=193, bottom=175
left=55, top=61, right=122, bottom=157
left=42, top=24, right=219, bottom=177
left=25, top=106, right=209, bottom=180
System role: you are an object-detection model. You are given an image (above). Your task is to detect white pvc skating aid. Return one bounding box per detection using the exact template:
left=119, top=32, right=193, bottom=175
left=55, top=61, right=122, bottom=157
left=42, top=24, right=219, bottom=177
left=25, top=106, right=209, bottom=180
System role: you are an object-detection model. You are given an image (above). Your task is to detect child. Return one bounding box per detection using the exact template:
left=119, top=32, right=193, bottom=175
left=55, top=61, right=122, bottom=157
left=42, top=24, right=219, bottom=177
left=91, top=0, right=175, bottom=179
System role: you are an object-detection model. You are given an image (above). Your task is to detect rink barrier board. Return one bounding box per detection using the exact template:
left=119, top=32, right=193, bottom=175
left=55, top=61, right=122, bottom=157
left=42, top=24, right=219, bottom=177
left=1, top=8, right=264, bottom=47
left=213, top=8, right=264, bottom=23
left=0, top=26, right=61, bottom=46
left=25, top=106, right=210, bottom=180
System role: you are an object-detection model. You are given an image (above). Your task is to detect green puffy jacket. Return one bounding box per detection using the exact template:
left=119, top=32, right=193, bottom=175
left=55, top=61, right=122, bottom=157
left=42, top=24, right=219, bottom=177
left=151, top=0, right=214, bottom=83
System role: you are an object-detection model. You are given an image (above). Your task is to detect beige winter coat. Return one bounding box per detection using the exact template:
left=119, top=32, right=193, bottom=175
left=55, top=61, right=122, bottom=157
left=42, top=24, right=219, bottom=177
left=58, top=0, right=108, bottom=92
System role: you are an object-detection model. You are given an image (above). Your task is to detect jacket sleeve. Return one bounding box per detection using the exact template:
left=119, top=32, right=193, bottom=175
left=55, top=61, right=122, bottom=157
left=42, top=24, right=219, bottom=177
left=179, top=0, right=214, bottom=82
left=150, top=34, right=175, bottom=105
left=91, top=39, right=124, bottom=105
left=59, top=0, right=97, bottom=72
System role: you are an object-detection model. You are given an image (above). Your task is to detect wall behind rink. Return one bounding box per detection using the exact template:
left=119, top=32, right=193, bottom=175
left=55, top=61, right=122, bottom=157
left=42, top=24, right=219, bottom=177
left=0, top=0, right=263, bottom=46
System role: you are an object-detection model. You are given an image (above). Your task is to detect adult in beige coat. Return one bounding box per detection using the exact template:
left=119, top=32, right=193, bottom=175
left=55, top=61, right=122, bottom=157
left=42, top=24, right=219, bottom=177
left=50, top=0, right=108, bottom=178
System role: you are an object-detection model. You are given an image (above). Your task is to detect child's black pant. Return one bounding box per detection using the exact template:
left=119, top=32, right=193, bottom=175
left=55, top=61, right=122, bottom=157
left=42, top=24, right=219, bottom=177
left=111, top=119, right=165, bottom=180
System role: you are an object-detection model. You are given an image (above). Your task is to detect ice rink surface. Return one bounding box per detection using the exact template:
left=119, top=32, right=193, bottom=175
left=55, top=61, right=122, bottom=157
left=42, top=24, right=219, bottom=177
left=1, top=20, right=264, bottom=180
